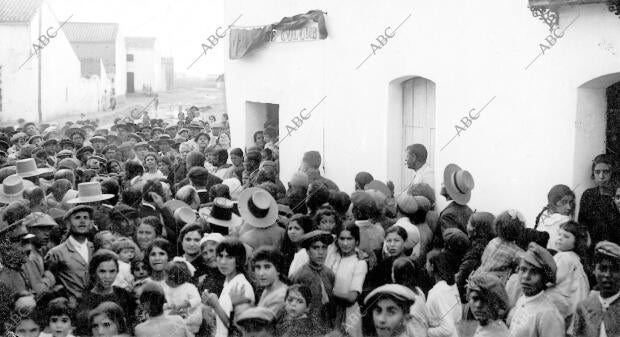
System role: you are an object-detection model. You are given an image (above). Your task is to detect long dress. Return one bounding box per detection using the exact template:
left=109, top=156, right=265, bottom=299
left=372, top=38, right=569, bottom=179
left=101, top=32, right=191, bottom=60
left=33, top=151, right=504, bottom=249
left=325, top=251, right=368, bottom=336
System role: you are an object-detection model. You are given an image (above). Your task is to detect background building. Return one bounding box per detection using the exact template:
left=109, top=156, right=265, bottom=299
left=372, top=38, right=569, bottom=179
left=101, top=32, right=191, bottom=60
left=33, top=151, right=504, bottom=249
left=0, top=0, right=104, bottom=122
left=63, top=21, right=127, bottom=100
left=125, top=36, right=164, bottom=94
left=224, top=0, right=620, bottom=223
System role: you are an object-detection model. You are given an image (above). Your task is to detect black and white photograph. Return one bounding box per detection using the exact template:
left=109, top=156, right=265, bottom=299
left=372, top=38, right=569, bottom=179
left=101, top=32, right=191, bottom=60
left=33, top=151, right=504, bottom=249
left=0, top=0, right=619, bottom=336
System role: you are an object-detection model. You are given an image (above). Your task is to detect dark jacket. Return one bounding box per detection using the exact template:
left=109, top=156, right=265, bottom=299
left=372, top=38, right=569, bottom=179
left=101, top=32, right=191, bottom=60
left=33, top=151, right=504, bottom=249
left=573, top=291, right=620, bottom=337
left=578, top=187, right=618, bottom=247
left=433, top=201, right=472, bottom=248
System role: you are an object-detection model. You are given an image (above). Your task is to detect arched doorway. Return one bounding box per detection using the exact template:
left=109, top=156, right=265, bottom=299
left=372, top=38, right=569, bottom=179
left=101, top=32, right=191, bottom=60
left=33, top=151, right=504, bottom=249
left=387, top=76, right=436, bottom=194
left=574, top=74, right=620, bottom=206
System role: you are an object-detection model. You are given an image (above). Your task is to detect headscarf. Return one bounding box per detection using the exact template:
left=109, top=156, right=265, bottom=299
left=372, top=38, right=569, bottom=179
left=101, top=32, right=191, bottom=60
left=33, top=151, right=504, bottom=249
left=467, top=273, right=510, bottom=317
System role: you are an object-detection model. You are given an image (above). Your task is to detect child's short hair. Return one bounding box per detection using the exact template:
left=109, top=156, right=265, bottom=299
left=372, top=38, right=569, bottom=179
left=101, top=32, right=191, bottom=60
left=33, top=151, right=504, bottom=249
left=111, top=237, right=139, bottom=255
left=560, top=221, right=589, bottom=257
left=46, top=297, right=75, bottom=322
left=165, top=261, right=192, bottom=284
left=251, top=247, right=284, bottom=275
left=93, top=230, right=115, bottom=250
left=286, top=284, right=313, bottom=308
left=139, top=282, right=166, bottom=317
left=313, top=208, right=342, bottom=232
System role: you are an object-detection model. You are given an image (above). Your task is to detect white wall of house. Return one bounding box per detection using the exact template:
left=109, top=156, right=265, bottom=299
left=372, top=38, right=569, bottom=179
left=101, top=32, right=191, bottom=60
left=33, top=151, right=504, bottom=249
left=126, top=43, right=162, bottom=93
left=114, top=27, right=127, bottom=97
left=224, top=0, right=620, bottom=223
left=0, top=3, right=103, bottom=123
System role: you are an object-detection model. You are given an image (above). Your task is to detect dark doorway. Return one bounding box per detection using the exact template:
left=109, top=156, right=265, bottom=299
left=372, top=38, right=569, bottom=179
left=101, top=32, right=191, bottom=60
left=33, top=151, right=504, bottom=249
left=605, top=82, right=620, bottom=179
left=127, top=72, right=135, bottom=94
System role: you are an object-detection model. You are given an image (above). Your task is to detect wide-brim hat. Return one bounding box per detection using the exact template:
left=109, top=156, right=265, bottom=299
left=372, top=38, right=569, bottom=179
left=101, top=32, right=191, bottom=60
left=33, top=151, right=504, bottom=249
left=11, top=158, right=53, bottom=178
left=28, top=135, right=42, bottom=144
left=443, top=163, right=474, bottom=205
left=59, top=138, right=75, bottom=148
left=23, top=212, right=58, bottom=228
left=76, top=146, right=94, bottom=157
left=174, top=207, right=198, bottom=224
left=0, top=175, right=34, bottom=204
left=67, top=182, right=114, bottom=204
left=42, top=139, right=58, bottom=147
left=238, top=187, right=278, bottom=228
left=202, top=197, right=243, bottom=228
left=10, top=132, right=27, bottom=143
left=65, top=127, right=86, bottom=139
left=89, top=136, right=107, bottom=144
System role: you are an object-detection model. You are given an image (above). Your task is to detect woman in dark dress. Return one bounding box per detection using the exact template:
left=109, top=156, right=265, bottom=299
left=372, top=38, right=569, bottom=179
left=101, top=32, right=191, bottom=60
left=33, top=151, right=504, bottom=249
left=578, top=154, right=617, bottom=247
left=75, top=249, right=136, bottom=335
left=178, top=223, right=208, bottom=282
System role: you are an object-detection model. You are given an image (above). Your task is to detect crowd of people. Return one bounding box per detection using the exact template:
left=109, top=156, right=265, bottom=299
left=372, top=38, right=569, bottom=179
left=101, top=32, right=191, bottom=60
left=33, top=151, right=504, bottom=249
left=0, top=114, right=618, bottom=337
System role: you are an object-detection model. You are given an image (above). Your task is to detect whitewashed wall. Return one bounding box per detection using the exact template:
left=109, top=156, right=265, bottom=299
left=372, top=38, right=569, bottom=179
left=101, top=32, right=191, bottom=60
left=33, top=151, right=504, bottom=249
left=224, top=0, right=620, bottom=223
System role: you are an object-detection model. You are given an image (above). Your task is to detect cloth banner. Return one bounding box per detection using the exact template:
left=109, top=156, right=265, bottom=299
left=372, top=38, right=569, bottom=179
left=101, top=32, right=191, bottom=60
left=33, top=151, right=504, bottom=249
left=229, top=9, right=328, bottom=59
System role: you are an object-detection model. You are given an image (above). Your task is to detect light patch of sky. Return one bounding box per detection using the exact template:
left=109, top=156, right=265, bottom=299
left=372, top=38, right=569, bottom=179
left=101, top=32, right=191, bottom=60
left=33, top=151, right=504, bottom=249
left=48, top=0, right=226, bottom=76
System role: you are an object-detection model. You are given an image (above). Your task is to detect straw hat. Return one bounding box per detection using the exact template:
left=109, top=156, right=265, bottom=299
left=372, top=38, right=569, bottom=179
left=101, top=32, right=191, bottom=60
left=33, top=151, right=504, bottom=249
left=0, top=175, right=34, bottom=204
left=443, top=163, right=475, bottom=205
left=66, top=182, right=114, bottom=204
left=238, top=188, right=278, bottom=228
left=12, top=158, right=53, bottom=178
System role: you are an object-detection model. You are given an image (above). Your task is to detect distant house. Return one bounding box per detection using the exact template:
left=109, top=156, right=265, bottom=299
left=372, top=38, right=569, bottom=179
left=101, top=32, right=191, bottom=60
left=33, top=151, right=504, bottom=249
left=0, top=0, right=103, bottom=122
left=125, top=37, right=165, bottom=94
left=161, top=57, right=174, bottom=91
left=63, top=22, right=127, bottom=97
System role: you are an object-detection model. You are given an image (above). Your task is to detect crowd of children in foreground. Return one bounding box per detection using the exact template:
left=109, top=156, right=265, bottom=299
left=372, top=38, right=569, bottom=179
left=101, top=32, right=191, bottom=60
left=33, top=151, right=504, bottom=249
left=0, top=116, right=619, bottom=337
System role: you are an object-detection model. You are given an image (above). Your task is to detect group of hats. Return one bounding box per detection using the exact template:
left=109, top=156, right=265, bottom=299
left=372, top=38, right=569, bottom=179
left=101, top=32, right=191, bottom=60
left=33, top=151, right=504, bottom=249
left=0, top=158, right=53, bottom=203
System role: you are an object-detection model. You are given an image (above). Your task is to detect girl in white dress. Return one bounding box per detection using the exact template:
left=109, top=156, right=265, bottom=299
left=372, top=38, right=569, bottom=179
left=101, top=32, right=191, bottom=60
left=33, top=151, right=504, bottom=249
left=325, top=221, right=368, bottom=337
left=550, top=220, right=590, bottom=332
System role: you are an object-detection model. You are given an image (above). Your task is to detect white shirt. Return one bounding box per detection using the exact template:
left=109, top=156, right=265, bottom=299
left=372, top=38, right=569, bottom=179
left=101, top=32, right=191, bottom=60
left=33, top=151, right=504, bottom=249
left=408, top=163, right=434, bottom=191
left=68, top=236, right=89, bottom=264
left=215, top=273, right=255, bottom=337
left=427, top=280, right=461, bottom=337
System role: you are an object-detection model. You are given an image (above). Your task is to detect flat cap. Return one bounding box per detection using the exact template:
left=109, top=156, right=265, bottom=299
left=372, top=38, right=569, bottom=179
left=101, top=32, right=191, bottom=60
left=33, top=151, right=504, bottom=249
left=519, top=242, right=557, bottom=285
left=363, top=284, right=416, bottom=306
left=595, top=241, right=620, bottom=261
left=300, top=230, right=333, bottom=249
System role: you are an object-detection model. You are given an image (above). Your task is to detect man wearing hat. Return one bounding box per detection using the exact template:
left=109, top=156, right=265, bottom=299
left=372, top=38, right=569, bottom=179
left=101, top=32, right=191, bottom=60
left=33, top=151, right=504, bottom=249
left=12, top=158, right=54, bottom=186
left=507, top=242, right=564, bottom=337
left=242, top=150, right=261, bottom=189
left=290, top=230, right=335, bottom=333
left=76, top=145, right=94, bottom=166
left=59, top=138, right=75, bottom=152
left=66, top=127, right=86, bottom=149
left=102, top=144, right=118, bottom=161
left=299, top=150, right=339, bottom=191
left=67, top=182, right=115, bottom=229
left=187, top=166, right=222, bottom=204
left=0, top=219, right=39, bottom=294
left=433, top=163, right=474, bottom=249
left=8, top=131, right=27, bottom=159
left=165, top=125, right=177, bottom=139
left=238, top=188, right=284, bottom=250
left=90, top=136, right=107, bottom=154
left=44, top=205, right=95, bottom=302
left=573, top=241, right=620, bottom=337
left=134, top=141, right=149, bottom=163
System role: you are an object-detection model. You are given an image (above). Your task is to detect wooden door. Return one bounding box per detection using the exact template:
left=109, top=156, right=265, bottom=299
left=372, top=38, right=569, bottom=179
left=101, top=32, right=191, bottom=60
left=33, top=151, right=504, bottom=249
left=401, top=78, right=436, bottom=189
left=127, top=72, right=135, bottom=94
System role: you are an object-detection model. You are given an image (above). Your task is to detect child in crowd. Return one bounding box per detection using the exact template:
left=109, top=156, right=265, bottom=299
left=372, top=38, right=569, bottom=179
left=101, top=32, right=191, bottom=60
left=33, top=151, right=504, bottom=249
left=466, top=273, right=510, bottom=337
left=111, top=237, right=139, bottom=291
left=313, top=207, right=340, bottom=234
left=534, top=184, right=574, bottom=252
left=391, top=257, right=430, bottom=336
left=283, top=214, right=315, bottom=277
left=325, top=221, right=367, bottom=336
left=40, top=298, right=75, bottom=337
left=290, top=230, right=336, bottom=334
left=474, top=210, right=525, bottom=284
left=275, top=284, right=318, bottom=337
left=93, top=230, right=116, bottom=251
left=426, top=250, right=461, bottom=337
left=164, top=261, right=202, bottom=336
left=131, top=260, right=150, bottom=294
left=201, top=238, right=255, bottom=337
left=551, top=221, right=590, bottom=331
left=363, top=284, right=417, bottom=337
left=135, top=282, right=190, bottom=337
left=198, top=233, right=226, bottom=296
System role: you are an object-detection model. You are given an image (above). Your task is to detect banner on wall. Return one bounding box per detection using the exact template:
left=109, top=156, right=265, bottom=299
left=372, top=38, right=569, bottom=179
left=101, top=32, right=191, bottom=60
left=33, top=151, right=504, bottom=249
left=229, top=10, right=328, bottom=59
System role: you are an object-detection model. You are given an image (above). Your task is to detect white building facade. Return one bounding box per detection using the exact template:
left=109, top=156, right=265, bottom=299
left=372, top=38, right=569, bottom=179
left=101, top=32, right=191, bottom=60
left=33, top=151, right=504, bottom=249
left=125, top=37, right=163, bottom=94
left=224, top=0, right=620, bottom=223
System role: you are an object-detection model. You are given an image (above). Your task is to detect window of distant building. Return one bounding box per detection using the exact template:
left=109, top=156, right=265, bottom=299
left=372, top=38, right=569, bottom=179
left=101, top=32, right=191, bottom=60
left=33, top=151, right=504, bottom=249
left=127, top=54, right=134, bottom=62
